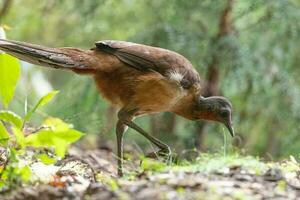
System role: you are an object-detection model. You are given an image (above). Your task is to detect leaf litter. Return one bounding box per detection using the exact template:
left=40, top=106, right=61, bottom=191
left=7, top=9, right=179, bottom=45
left=1, top=146, right=300, bottom=200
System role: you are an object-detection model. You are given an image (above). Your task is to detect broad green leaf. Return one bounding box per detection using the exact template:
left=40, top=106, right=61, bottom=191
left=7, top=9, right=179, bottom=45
left=25, top=118, right=84, bottom=158
left=0, top=54, right=20, bottom=107
left=43, top=117, right=70, bottom=130
left=12, top=127, right=25, bottom=148
left=25, top=131, right=69, bottom=158
left=0, top=110, right=22, bottom=128
left=53, top=129, right=83, bottom=142
left=25, top=130, right=54, bottom=147
left=0, top=121, right=9, bottom=146
left=25, top=118, right=84, bottom=146
left=53, top=137, right=68, bottom=157
left=38, top=153, right=57, bottom=165
left=23, top=91, right=59, bottom=124
left=43, top=118, right=84, bottom=142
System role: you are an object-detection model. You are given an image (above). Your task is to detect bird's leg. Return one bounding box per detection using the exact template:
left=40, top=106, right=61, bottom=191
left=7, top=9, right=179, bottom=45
left=125, top=121, right=171, bottom=157
left=118, top=109, right=171, bottom=160
left=116, top=120, right=128, bottom=177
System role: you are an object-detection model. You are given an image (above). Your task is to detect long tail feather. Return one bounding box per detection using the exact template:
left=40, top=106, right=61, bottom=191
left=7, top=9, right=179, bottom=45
left=0, top=39, right=95, bottom=72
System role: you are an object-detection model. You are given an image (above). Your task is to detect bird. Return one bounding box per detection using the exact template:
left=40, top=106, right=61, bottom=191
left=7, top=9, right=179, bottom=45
left=0, top=39, right=234, bottom=176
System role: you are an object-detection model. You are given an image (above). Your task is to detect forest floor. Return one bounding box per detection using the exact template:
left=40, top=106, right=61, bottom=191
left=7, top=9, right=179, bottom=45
left=2, top=145, right=300, bottom=200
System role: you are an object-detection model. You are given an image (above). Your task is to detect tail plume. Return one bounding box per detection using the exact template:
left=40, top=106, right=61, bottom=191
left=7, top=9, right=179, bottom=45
left=0, top=39, right=95, bottom=72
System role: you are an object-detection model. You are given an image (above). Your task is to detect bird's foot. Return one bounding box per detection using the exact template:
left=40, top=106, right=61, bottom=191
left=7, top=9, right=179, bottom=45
left=146, top=148, right=173, bottom=163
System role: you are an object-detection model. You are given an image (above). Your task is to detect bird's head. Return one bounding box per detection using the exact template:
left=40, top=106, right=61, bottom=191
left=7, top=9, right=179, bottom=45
left=194, top=96, right=234, bottom=137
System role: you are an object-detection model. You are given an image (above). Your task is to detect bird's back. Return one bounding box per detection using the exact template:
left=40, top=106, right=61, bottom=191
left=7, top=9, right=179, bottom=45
left=93, top=40, right=201, bottom=115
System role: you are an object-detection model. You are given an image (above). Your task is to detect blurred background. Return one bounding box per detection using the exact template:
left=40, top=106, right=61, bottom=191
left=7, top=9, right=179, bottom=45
left=1, top=0, right=300, bottom=159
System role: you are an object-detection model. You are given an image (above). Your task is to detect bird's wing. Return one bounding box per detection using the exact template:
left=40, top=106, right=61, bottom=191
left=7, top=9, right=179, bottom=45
left=95, top=40, right=161, bottom=72
left=95, top=40, right=200, bottom=88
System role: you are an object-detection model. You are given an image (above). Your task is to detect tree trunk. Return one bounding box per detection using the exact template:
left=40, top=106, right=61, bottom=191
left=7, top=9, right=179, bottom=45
left=150, top=115, right=160, bottom=137
left=163, top=113, right=176, bottom=135
left=0, top=0, right=12, bottom=22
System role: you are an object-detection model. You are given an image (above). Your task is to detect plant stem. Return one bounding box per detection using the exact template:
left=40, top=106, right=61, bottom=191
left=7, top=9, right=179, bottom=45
left=223, top=128, right=227, bottom=157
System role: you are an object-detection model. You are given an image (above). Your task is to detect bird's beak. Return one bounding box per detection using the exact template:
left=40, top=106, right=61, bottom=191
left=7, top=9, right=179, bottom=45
left=225, top=122, right=235, bottom=137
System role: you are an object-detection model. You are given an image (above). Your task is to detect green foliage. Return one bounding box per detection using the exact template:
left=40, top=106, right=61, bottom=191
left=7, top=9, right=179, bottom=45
left=12, top=126, right=25, bottom=148
left=0, top=121, right=9, bottom=146
left=0, top=110, right=22, bottom=129
left=23, top=91, right=59, bottom=126
left=15, top=166, right=32, bottom=182
left=37, top=153, right=56, bottom=165
left=140, top=158, right=167, bottom=172
left=139, top=153, right=267, bottom=175
left=0, top=96, right=84, bottom=189
left=191, top=154, right=268, bottom=175
left=0, top=54, right=20, bottom=107
left=0, top=41, right=84, bottom=190
left=25, top=118, right=84, bottom=157
left=97, top=174, right=119, bottom=191
left=0, top=149, right=33, bottom=191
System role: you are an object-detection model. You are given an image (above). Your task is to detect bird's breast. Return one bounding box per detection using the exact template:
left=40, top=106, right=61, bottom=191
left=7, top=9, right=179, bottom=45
left=130, top=73, right=187, bottom=113
left=93, top=68, right=196, bottom=116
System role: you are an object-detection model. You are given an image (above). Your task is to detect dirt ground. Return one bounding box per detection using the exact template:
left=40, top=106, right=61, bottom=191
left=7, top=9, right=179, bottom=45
left=2, top=146, right=300, bottom=200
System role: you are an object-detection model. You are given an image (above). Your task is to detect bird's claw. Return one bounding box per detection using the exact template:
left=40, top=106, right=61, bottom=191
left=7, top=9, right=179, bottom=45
left=146, top=148, right=172, bottom=162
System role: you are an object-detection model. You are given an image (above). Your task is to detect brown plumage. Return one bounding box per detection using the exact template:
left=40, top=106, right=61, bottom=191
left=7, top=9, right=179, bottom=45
left=0, top=39, right=234, bottom=176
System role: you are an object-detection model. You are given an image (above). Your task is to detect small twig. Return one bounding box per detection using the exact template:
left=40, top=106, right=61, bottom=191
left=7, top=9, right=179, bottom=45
left=22, top=125, right=51, bottom=137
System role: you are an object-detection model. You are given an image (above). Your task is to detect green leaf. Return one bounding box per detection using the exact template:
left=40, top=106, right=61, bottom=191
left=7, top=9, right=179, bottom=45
left=25, top=118, right=84, bottom=158
left=53, top=137, right=69, bottom=157
left=36, top=90, right=60, bottom=108
left=0, top=110, right=22, bottom=128
left=25, top=130, right=71, bottom=158
left=43, top=118, right=84, bottom=142
left=25, top=131, right=48, bottom=146
left=16, top=166, right=32, bottom=181
left=38, top=153, right=57, bottom=165
left=23, top=91, right=59, bottom=124
left=0, top=54, right=20, bottom=107
left=0, top=181, right=5, bottom=189
left=0, top=122, right=9, bottom=146
left=12, top=127, right=25, bottom=148
left=54, top=129, right=83, bottom=142
left=43, top=117, right=70, bottom=130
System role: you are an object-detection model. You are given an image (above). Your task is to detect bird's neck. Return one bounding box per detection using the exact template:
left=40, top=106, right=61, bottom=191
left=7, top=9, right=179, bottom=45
left=198, top=96, right=210, bottom=111
left=197, top=97, right=218, bottom=121
left=171, top=94, right=200, bottom=120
